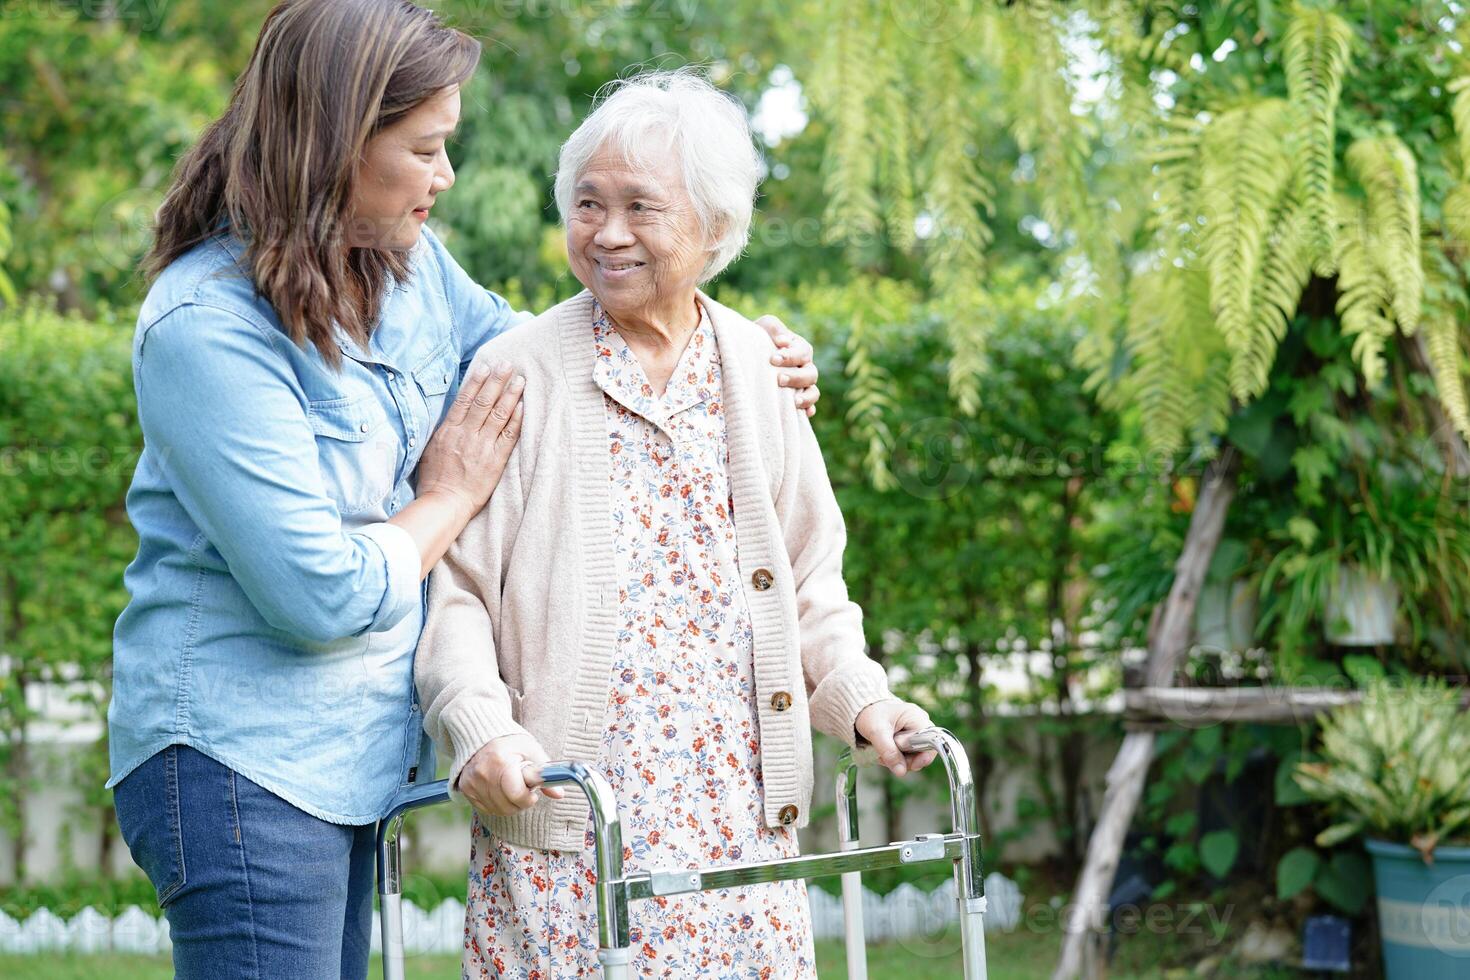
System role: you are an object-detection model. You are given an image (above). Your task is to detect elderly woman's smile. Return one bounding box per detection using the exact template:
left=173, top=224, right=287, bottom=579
left=567, top=147, right=710, bottom=336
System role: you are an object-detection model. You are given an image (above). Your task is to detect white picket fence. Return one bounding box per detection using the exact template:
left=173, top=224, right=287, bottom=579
left=0, top=873, right=1022, bottom=955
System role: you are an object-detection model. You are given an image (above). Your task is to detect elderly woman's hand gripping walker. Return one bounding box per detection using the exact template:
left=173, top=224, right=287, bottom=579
left=415, top=70, right=937, bottom=977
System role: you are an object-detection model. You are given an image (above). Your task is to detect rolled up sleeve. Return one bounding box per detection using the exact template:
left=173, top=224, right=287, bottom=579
left=136, top=304, right=423, bottom=644
left=353, top=521, right=422, bottom=635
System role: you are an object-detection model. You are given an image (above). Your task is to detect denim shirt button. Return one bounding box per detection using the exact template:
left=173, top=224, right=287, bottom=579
left=358, top=422, right=369, bottom=433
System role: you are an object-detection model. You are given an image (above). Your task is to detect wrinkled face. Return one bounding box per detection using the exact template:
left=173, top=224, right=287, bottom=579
left=346, top=85, right=460, bottom=250
left=565, top=144, right=712, bottom=319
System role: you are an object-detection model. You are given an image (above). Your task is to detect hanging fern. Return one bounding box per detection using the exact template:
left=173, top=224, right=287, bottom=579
left=817, top=0, right=881, bottom=253
left=1125, top=264, right=1225, bottom=454
left=872, top=29, right=918, bottom=253
left=1334, top=194, right=1399, bottom=389
left=924, top=46, right=994, bottom=283
left=1242, top=196, right=1315, bottom=391
left=1282, top=2, right=1354, bottom=273
left=941, top=281, right=991, bottom=417
left=1196, top=98, right=1302, bottom=399
left=844, top=310, right=897, bottom=490
left=1446, top=183, right=1470, bottom=249
left=808, top=0, right=1462, bottom=467
left=1006, top=0, right=1093, bottom=245
left=1445, top=77, right=1470, bottom=249
left=1421, top=252, right=1470, bottom=443
left=924, top=44, right=995, bottom=410
left=1141, top=114, right=1207, bottom=261
left=1450, top=76, right=1470, bottom=176
left=0, top=198, right=15, bottom=308
left=1345, top=134, right=1423, bottom=332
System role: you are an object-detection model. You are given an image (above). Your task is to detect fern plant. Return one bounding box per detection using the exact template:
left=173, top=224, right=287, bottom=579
left=1283, top=2, right=1355, bottom=273
left=1296, top=676, right=1470, bottom=861
left=809, top=0, right=1470, bottom=470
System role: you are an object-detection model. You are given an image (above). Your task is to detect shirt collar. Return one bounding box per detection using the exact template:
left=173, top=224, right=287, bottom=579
left=592, top=299, right=720, bottom=426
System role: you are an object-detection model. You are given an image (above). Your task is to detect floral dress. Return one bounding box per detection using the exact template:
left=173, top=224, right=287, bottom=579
left=461, top=300, right=817, bottom=979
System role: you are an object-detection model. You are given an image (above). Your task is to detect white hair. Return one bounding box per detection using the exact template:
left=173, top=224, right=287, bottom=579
left=553, top=68, right=763, bottom=282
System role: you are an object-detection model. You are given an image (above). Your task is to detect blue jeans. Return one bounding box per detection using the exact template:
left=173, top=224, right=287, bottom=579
left=113, top=745, right=377, bottom=979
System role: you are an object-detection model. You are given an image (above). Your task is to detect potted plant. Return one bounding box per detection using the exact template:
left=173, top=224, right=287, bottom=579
left=1261, top=473, right=1470, bottom=654
left=1295, top=677, right=1470, bottom=978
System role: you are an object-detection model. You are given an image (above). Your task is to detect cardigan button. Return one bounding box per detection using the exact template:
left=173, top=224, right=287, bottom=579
left=770, top=690, right=792, bottom=712
left=778, top=804, right=799, bottom=825
left=751, top=568, right=774, bottom=591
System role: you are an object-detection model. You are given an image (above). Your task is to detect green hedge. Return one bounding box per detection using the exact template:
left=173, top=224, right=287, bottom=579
left=0, top=302, right=139, bottom=878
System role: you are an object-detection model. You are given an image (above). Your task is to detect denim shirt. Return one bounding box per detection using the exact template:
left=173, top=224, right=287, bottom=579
left=107, top=225, right=528, bottom=824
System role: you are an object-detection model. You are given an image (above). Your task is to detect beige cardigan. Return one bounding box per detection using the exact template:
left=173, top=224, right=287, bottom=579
left=415, top=289, right=895, bottom=850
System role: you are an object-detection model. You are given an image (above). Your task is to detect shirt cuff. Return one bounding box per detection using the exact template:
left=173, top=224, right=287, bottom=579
left=809, top=661, right=896, bottom=749
left=353, top=521, right=422, bottom=634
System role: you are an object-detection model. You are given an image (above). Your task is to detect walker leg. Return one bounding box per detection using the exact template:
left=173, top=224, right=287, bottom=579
left=534, top=763, right=632, bottom=980
left=898, top=730, right=989, bottom=980
left=836, top=753, right=868, bottom=980
left=378, top=815, right=407, bottom=980
left=598, top=947, right=633, bottom=979
left=960, top=897, right=989, bottom=980
left=381, top=891, right=405, bottom=980
left=841, top=869, right=868, bottom=980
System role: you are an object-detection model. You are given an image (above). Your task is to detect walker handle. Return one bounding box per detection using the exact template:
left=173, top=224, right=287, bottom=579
left=850, top=726, right=942, bottom=768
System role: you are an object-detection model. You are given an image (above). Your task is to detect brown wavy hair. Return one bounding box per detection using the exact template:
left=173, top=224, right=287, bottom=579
left=144, top=0, right=480, bottom=366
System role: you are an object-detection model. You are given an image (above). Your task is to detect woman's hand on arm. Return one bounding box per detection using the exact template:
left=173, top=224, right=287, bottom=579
left=390, top=359, right=525, bottom=579
left=855, top=700, right=939, bottom=778
left=756, top=314, right=820, bottom=416
left=458, top=732, right=566, bottom=817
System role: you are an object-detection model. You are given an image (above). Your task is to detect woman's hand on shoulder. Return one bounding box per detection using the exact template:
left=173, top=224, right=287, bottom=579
left=756, top=314, right=820, bottom=417
left=458, top=731, right=566, bottom=817
left=854, top=699, right=939, bottom=777
left=417, top=358, right=525, bottom=522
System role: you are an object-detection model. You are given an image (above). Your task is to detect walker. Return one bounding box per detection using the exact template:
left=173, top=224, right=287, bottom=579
left=377, top=726, right=989, bottom=979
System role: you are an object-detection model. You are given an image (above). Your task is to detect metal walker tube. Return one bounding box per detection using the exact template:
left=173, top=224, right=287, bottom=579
left=375, top=764, right=630, bottom=980
left=379, top=726, right=987, bottom=979
left=376, top=780, right=451, bottom=980
left=837, top=728, right=989, bottom=980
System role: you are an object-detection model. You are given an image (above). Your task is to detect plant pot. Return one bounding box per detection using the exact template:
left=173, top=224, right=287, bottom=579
left=1194, top=576, right=1259, bottom=652
left=1366, top=838, right=1470, bottom=978
left=1324, top=565, right=1399, bottom=646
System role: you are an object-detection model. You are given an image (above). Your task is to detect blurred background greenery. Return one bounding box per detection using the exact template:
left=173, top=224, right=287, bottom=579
left=4, top=0, right=1470, bottom=976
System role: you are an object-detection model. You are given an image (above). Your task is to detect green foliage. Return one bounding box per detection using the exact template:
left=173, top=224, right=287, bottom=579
left=1075, top=3, right=1464, bottom=457
left=1296, top=677, right=1470, bottom=860
left=1310, top=849, right=1371, bottom=914
left=1198, top=828, right=1239, bottom=878
left=1136, top=724, right=1287, bottom=898
left=1198, top=99, right=1306, bottom=401
left=1275, top=845, right=1318, bottom=899
left=1282, top=2, right=1354, bottom=273
left=0, top=303, right=140, bottom=875
left=0, top=4, right=229, bottom=308
left=1260, top=464, right=1470, bottom=661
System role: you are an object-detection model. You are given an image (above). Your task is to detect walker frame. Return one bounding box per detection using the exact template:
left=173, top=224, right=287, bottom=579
left=376, top=726, right=989, bottom=979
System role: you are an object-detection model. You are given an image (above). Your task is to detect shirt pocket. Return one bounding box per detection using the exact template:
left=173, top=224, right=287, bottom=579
left=413, top=340, right=458, bottom=430
left=307, top=394, right=398, bottom=515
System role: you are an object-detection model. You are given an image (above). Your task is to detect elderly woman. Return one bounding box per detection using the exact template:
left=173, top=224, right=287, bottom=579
left=416, top=70, right=934, bottom=977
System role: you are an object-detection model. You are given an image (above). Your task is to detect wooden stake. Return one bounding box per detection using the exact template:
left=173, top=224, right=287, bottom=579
left=1052, top=451, right=1239, bottom=980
